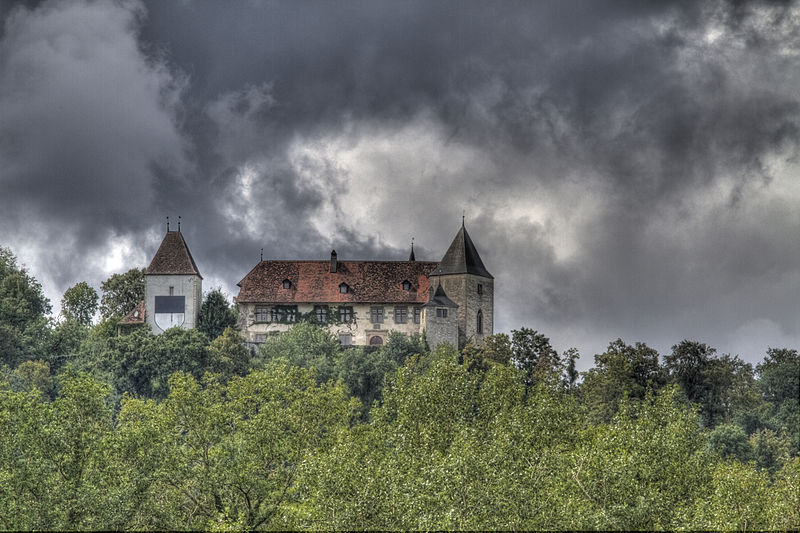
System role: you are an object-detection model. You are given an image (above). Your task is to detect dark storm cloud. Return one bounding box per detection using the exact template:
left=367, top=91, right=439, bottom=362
left=0, top=0, right=797, bottom=364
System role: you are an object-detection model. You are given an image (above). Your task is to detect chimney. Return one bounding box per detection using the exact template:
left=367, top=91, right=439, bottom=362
left=330, top=250, right=338, bottom=273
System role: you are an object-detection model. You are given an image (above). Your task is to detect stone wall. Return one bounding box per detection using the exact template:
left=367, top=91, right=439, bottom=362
left=237, top=302, right=427, bottom=346
left=429, top=273, right=493, bottom=347
left=423, top=306, right=459, bottom=349
left=144, top=274, right=202, bottom=334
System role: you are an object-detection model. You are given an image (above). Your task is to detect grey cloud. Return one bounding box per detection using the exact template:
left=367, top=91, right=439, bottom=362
left=0, top=0, right=797, bottom=368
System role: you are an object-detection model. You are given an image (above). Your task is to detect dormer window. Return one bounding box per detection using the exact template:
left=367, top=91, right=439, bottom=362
left=339, top=283, right=349, bottom=294
left=282, top=279, right=292, bottom=289
left=402, top=280, right=411, bottom=291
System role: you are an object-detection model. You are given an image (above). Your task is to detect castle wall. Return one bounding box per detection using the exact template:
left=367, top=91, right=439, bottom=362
left=238, top=302, right=427, bottom=346
left=429, top=273, right=493, bottom=347
left=423, top=306, right=459, bottom=349
left=145, top=274, right=202, bottom=333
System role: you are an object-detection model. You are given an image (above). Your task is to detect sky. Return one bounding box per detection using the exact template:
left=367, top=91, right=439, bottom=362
left=0, top=0, right=798, bottom=369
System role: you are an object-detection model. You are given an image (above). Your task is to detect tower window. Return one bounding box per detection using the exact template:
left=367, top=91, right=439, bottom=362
left=402, top=280, right=411, bottom=291
left=169, top=286, right=174, bottom=296
left=339, top=283, right=349, bottom=294
left=477, top=310, right=483, bottom=334
left=282, top=279, right=292, bottom=289
left=477, top=283, right=483, bottom=295
left=436, top=308, right=448, bottom=318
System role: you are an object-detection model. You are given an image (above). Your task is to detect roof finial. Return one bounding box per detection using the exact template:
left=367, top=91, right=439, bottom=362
left=166, top=216, right=170, bottom=231
left=462, top=210, right=465, bottom=227
left=409, top=237, right=416, bottom=262
left=260, top=248, right=263, bottom=261
left=178, top=215, right=181, bottom=232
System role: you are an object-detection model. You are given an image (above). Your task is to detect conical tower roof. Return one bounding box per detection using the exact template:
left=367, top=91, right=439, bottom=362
left=433, top=223, right=492, bottom=279
left=146, top=230, right=202, bottom=278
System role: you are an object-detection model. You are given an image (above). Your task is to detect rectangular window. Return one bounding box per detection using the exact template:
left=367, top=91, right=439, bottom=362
left=371, top=307, right=384, bottom=323
left=169, top=286, right=174, bottom=296
left=254, top=306, right=268, bottom=323
left=339, top=306, right=353, bottom=323
left=314, top=305, right=328, bottom=323
left=436, top=308, right=448, bottom=318
left=413, top=307, right=421, bottom=324
left=339, top=333, right=352, bottom=346
left=395, top=307, right=408, bottom=324
left=477, top=283, right=483, bottom=295
left=271, top=305, right=297, bottom=323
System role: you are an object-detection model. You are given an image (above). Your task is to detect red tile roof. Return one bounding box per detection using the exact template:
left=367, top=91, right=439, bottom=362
left=236, top=260, right=439, bottom=304
left=146, top=231, right=202, bottom=278
left=119, top=300, right=145, bottom=325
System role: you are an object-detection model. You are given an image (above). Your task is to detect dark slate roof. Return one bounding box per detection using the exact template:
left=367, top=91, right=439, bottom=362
left=424, top=284, right=458, bottom=308
left=237, top=260, right=439, bottom=304
left=432, top=224, right=493, bottom=278
left=146, top=231, right=202, bottom=278
left=119, top=301, right=145, bottom=325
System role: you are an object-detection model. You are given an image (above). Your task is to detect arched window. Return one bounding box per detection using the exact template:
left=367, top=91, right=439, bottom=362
left=369, top=335, right=384, bottom=346
left=477, top=310, right=483, bottom=334
left=282, top=279, right=292, bottom=289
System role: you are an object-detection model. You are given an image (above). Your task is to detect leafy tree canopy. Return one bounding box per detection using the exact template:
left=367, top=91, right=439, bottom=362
left=197, top=288, right=237, bottom=341
left=99, top=268, right=144, bottom=320
left=61, top=282, right=98, bottom=326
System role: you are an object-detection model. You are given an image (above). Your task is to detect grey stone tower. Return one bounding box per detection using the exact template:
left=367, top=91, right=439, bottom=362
left=144, top=226, right=202, bottom=334
left=428, top=221, right=493, bottom=348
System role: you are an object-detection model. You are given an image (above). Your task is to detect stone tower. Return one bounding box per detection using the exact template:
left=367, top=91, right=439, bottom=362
left=428, top=221, right=493, bottom=348
left=144, top=225, right=203, bottom=334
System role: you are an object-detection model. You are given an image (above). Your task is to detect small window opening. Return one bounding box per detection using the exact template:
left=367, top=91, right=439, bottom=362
left=402, top=280, right=412, bottom=291
left=339, top=283, right=349, bottom=294
left=169, top=286, right=174, bottom=296
left=477, top=283, right=483, bottom=295
left=282, top=279, right=292, bottom=289
left=436, top=308, right=448, bottom=318
left=477, top=310, right=483, bottom=334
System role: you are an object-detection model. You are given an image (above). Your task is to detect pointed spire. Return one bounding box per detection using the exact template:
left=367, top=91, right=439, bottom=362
left=433, top=221, right=493, bottom=278
left=147, top=225, right=202, bottom=278
left=409, top=237, right=416, bottom=261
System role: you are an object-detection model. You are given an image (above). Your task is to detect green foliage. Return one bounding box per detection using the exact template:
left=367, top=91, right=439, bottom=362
left=99, top=268, right=144, bottom=320
left=205, top=326, right=250, bottom=379
left=665, top=340, right=756, bottom=427
left=0, top=248, right=52, bottom=367
left=706, top=423, right=752, bottom=462
left=61, top=281, right=98, bottom=326
left=581, top=339, right=665, bottom=422
left=256, top=322, right=340, bottom=383
left=8, top=360, right=55, bottom=399
left=756, top=347, right=799, bottom=405
left=196, top=288, right=237, bottom=341
left=511, top=327, right=559, bottom=387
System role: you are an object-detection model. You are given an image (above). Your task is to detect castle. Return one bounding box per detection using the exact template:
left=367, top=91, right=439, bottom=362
left=122, top=220, right=494, bottom=349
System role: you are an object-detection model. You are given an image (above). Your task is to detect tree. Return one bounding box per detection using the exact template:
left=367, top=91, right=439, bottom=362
left=664, top=340, right=754, bottom=427
left=206, top=327, right=250, bottom=379
left=99, top=268, right=144, bottom=320
left=706, top=423, right=752, bottom=462
left=257, top=322, right=341, bottom=383
left=581, top=339, right=665, bottom=422
left=511, top=328, right=559, bottom=387
left=61, top=282, right=98, bottom=326
left=756, top=348, right=799, bottom=406
left=196, top=288, right=237, bottom=341
left=0, top=247, right=52, bottom=367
